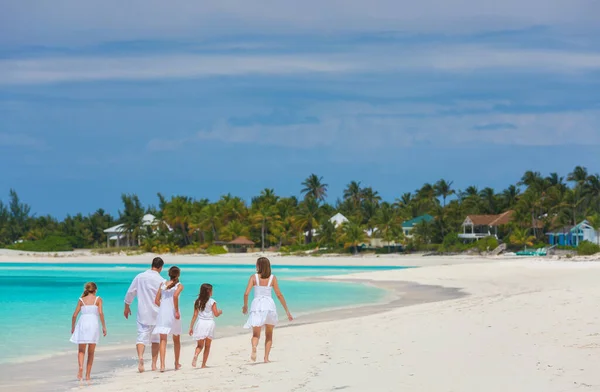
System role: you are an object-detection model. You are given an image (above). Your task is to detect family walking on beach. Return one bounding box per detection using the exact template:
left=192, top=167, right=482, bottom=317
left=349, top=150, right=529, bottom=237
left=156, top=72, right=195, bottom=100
left=69, top=256, right=293, bottom=381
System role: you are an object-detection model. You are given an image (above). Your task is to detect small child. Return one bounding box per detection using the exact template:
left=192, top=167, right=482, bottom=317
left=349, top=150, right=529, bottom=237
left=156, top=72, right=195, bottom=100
left=154, top=266, right=184, bottom=372
left=70, top=282, right=107, bottom=382
left=189, top=283, right=222, bottom=368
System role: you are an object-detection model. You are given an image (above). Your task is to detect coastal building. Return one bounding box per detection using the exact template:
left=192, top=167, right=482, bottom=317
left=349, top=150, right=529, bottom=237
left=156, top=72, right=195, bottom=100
left=402, top=214, right=434, bottom=239
left=306, top=212, right=349, bottom=237
left=546, top=220, right=599, bottom=247
left=458, top=210, right=514, bottom=240
left=103, top=214, right=167, bottom=247
left=227, top=236, right=255, bottom=253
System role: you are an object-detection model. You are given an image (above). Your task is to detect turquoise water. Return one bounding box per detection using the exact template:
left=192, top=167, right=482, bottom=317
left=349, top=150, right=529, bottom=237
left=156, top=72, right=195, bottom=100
left=0, top=262, right=405, bottom=364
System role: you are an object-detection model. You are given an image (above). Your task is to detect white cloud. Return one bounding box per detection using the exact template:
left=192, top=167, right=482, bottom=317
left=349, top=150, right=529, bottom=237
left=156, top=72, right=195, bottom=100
left=145, top=105, right=600, bottom=152
left=1, top=0, right=598, bottom=47
left=2, top=46, right=600, bottom=85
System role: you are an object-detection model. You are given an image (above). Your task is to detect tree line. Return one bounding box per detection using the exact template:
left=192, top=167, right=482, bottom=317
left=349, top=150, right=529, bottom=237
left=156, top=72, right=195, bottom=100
left=1, top=167, right=600, bottom=253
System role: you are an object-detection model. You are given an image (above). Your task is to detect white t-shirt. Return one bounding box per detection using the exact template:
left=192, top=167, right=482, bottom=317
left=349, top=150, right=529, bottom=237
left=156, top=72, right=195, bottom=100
left=124, top=270, right=166, bottom=325
left=198, top=298, right=216, bottom=320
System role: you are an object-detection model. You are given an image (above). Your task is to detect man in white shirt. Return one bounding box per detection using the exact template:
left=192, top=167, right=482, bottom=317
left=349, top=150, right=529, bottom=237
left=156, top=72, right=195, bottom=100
left=124, top=257, right=165, bottom=372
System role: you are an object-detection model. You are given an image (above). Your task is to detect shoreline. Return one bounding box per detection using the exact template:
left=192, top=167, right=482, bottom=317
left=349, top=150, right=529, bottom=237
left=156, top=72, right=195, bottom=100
left=1, top=272, right=465, bottom=392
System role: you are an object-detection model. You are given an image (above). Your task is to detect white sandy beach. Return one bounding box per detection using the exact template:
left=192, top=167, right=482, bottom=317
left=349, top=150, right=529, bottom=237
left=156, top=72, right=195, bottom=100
left=2, top=251, right=600, bottom=391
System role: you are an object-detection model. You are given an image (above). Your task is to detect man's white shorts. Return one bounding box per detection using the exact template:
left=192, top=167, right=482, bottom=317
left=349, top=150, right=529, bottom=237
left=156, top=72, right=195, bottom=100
left=136, top=322, right=160, bottom=345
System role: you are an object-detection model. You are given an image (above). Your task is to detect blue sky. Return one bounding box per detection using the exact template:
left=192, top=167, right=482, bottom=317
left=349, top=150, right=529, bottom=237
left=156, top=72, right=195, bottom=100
left=1, top=1, right=599, bottom=217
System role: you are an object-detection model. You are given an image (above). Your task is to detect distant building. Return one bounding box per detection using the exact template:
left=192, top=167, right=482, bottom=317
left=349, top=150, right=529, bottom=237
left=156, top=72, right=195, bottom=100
left=402, top=214, right=434, bottom=239
left=103, top=214, right=169, bottom=247
left=546, top=220, right=599, bottom=247
left=458, top=211, right=514, bottom=240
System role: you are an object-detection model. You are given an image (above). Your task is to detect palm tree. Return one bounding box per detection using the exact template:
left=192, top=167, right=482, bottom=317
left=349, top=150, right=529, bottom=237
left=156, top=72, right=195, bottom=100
left=479, top=187, right=498, bottom=214
left=520, top=171, right=545, bottom=192
left=296, top=197, right=321, bottom=243
left=373, top=203, right=400, bottom=252
left=301, top=174, right=328, bottom=202
left=163, top=196, right=193, bottom=244
left=193, top=204, right=221, bottom=242
left=567, top=166, right=588, bottom=186
left=434, top=179, right=455, bottom=207
left=501, top=185, right=521, bottom=209
left=220, top=220, right=250, bottom=242
left=341, top=221, right=366, bottom=255
left=509, top=226, right=536, bottom=247
left=118, top=194, right=145, bottom=246
left=251, top=202, right=280, bottom=251
left=343, top=181, right=362, bottom=209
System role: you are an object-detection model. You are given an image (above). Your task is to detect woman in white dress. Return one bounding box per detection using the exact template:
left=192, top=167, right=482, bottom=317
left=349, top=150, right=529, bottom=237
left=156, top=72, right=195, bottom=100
left=243, top=257, right=293, bottom=363
left=154, top=266, right=184, bottom=372
left=70, top=282, right=107, bottom=382
left=188, top=283, right=223, bottom=368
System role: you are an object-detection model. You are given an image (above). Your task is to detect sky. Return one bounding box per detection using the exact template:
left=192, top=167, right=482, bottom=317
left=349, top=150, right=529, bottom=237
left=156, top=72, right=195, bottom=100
left=1, top=1, right=600, bottom=218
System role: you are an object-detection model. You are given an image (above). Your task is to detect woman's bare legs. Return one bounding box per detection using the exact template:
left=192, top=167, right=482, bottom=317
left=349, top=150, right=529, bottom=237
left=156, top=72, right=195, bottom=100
left=159, top=334, right=168, bottom=372
left=85, top=344, right=96, bottom=381
left=201, top=339, right=212, bottom=368
left=251, top=327, right=261, bottom=362
left=264, top=325, right=274, bottom=363
left=77, top=345, right=86, bottom=380
left=192, top=340, right=204, bottom=367
left=173, top=335, right=182, bottom=370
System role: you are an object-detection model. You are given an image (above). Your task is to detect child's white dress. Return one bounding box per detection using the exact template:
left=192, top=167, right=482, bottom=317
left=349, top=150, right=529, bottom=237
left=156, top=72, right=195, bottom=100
left=154, top=283, right=182, bottom=335
left=244, top=274, right=278, bottom=328
left=192, top=298, right=217, bottom=340
left=70, top=297, right=101, bottom=344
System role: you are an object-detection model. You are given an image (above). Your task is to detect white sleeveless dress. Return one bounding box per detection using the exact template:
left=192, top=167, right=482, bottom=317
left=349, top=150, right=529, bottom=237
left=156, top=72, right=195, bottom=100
left=244, top=274, right=278, bottom=328
left=70, top=297, right=101, bottom=344
left=154, top=283, right=182, bottom=335
left=192, top=298, right=217, bottom=340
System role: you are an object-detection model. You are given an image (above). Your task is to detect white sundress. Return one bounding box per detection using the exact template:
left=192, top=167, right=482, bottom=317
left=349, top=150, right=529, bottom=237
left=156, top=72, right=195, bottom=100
left=244, top=274, right=278, bottom=329
left=192, top=298, right=217, bottom=340
left=154, top=282, right=182, bottom=335
left=70, top=297, right=101, bottom=344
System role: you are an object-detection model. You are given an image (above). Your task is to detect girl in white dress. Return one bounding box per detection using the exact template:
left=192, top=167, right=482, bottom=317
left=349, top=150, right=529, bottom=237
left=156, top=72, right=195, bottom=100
left=70, top=282, right=107, bottom=382
left=154, top=266, right=184, bottom=372
left=188, top=283, right=223, bottom=368
left=243, top=257, right=293, bottom=363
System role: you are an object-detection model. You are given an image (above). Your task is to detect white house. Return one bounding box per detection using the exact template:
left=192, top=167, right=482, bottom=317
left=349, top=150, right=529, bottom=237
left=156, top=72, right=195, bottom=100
left=305, top=213, right=350, bottom=237
left=103, top=214, right=169, bottom=247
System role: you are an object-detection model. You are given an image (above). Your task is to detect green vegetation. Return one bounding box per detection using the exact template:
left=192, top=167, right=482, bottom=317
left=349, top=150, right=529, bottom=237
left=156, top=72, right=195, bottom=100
left=1, top=166, right=600, bottom=255
left=577, top=241, right=600, bottom=256
left=8, top=235, right=73, bottom=252
left=207, top=245, right=228, bottom=255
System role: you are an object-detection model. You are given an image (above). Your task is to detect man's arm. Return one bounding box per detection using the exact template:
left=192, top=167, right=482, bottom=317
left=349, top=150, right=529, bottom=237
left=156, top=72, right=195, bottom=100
left=123, top=275, right=138, bottom=319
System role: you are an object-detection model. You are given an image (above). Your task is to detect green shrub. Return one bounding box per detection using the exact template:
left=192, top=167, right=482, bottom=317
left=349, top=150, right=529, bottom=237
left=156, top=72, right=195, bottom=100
left=577, top=241, right=600, bottom=256
left=207, top=245, right=228, bottom=255
left=8, top=236, right=73, bottom=252
left=475, top=236, right=499, bottom=252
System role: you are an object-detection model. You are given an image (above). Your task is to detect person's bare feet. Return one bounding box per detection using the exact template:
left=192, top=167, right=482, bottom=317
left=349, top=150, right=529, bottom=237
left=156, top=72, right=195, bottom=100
left=151, top=364, right=157, bottom=372
left=264, top=358, right=270, bottom=363
left=250, top=346, right=257, bottom=362
left=175, top=363, right=182, bottom=370
left=138, top=359, right=145, bottom=373
left=160, top=367, right=165, bottom=373
left=192, top=356, right=198, bottom=368
left=201, top=364, right=208, bottom=369
left=77, top=367, right=83, bottom=381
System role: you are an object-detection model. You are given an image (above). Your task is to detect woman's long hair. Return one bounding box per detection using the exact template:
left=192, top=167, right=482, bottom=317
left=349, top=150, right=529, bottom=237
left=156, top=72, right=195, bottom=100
left=194, top=283, right=213, bottom=311
left=166, top=266, right=181, bottom=289
left=256, top=257, right=271, bottom=279
left=81, top=282, right=97, bottom=297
